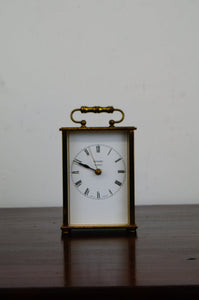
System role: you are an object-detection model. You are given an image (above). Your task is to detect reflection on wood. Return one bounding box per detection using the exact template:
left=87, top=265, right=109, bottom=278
left=63, top=233, right=136, bottom=287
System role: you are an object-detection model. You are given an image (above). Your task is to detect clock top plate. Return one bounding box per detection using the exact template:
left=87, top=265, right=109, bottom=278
left=59, top=126, right=137, bottom=132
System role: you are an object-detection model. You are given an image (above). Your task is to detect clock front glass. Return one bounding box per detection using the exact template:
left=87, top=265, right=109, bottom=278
left=68, top=131, right=129, bottom=226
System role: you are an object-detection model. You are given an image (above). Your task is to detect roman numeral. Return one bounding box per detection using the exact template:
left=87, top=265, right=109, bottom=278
left=115, top=157, right=122, bottom=163
left=75, top=180, right=82, bottom=187
left=108, top=189, right=113, bottom=195
left=115, top=180, right=122, bottom=186
left=118, top=170, right=125, bottom=173
left=84, top=188, right=89, bottom=196
left=84, top=148, right=89, bottom=156
left=97, top=191, right=100, bottom=199
left=96, top=145, right=100, bottom=153
left=107, top=148, right=112, bottom=155
left=72, top=171, right=79, bottom=174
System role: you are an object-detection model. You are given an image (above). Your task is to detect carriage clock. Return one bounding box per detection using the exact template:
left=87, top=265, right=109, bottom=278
left=60, top=106, right=137, bottom=234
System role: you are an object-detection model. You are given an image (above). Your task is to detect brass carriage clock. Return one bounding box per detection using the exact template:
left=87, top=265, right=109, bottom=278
left=60, top=106, right=137, bottom=234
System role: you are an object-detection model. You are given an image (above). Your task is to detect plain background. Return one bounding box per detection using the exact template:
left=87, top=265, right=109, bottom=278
left=0, top=0, right=199, bottom=207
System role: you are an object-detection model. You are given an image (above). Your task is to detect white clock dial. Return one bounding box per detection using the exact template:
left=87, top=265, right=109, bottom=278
left=71, top=144, right=126, bottom=200
left=68, top=131, right=129, bottom=226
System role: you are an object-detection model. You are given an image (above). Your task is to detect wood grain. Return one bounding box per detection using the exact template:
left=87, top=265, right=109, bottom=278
left=0, top=205, right=198, bottom=298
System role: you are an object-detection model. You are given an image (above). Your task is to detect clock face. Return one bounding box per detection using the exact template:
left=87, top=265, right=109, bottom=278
left=71, top=144, right=126, bottom=200
left=68, top=131, right=129, bottom=226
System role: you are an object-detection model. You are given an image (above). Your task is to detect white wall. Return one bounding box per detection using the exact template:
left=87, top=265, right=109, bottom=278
left=0, top=0, right=199, bottom=207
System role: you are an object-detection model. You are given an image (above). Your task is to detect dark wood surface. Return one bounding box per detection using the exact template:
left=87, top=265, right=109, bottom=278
left=0, top=205, right=199, bottom=299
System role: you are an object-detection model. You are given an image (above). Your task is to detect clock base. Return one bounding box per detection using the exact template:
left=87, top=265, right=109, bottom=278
left=61, top=224, right=137, bottom=236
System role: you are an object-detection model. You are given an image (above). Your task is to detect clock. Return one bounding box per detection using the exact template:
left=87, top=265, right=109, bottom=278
left=60, top=106, right=137, bottom=234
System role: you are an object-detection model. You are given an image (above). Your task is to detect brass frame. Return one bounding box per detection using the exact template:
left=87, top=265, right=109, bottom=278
left=60, top=126, right=137, bottom=235
left=60, top=106, right=137, bottom=234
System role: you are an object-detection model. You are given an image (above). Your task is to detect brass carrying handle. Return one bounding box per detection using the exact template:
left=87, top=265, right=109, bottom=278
left=70, top=106, right=125, bottom=127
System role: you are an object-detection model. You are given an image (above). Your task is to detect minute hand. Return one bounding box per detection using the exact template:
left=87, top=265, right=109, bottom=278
left=76, top=161, right=96, bottom=172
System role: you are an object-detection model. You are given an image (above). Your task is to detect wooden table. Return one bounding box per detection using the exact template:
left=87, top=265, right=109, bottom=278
left=0, top=205, right=198, bottom=299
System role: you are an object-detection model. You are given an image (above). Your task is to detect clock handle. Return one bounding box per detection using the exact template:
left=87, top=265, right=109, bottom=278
left=70, top=106, right=125, bottom=127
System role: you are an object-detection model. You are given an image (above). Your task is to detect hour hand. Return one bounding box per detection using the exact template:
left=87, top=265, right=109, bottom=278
left=74, top=160, right=96, bottom=171
left=74, top=159, right=101, bottom=175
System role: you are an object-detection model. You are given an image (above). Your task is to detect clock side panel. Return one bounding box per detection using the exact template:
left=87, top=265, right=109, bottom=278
left=61, top=131, right=70, bottom=233
left=129, top=130, right=137, bottom=231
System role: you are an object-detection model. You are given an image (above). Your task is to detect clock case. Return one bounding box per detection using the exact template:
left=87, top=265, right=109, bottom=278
left=60, top=106, right=137, bottom=235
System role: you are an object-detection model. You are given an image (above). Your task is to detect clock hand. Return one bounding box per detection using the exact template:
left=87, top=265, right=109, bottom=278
left=74, top=160, right=102, bottom=175
left=75, top=161, right=96, bottom=171
left=88, top=147, right=98, bottom=169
